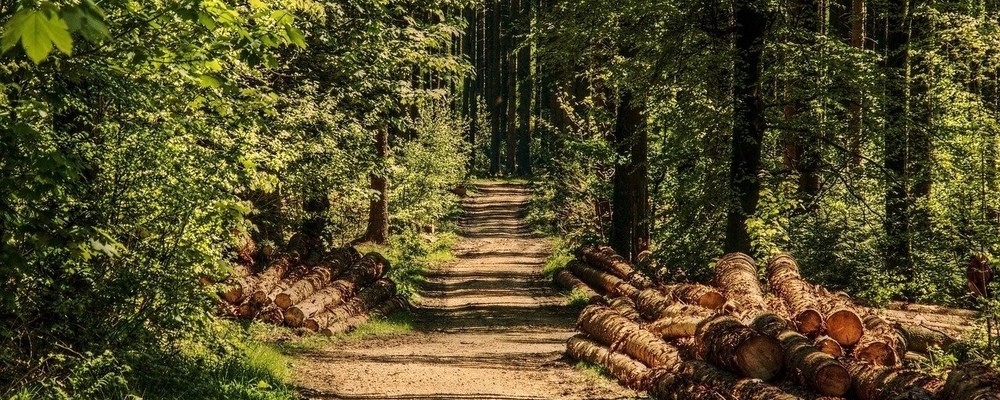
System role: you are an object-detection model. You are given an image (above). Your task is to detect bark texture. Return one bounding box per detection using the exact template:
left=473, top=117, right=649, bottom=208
left=766, top=254, right=826, bottom=336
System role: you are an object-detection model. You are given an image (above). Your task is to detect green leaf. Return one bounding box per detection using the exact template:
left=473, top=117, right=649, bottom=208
left=198, top=12, right=217, bottom=30
left=286, top=26, right=305, bottom=48
left=198, top=74, right=221, bottom=88
left=2, top=10, right=31, bottom=52
left=21, top=11, right=54, bottom=64
left=45, top=15, right=73, bottom=55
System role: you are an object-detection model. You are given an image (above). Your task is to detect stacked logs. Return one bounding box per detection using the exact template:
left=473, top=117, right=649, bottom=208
left=555, top=246, right=994, bottom=400
left=216, top=246, right=406, bottom=336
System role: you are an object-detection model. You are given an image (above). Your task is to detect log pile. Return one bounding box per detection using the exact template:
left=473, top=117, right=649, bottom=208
left=215, top=246, right=407, bottom=336
left=554, top=246, right=994, bottom=399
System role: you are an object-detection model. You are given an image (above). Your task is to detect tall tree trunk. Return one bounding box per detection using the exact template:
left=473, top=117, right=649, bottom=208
left=724, top=0, right=769, bottom=254
left=360, top=126, right=390, bottom=244
left=848, top=0, right=866, bottom=164
left=883, top=0, right=912, bottom=287
left=504, top=0, right=518, bottom=174
left=909, top=7, right=932, bottom=235
left=487, top=0, right=502, bottom=175
left=610, top=89, right=648, bottom=262
left=515, top=0, right=533, bottom=176
left=783, top=0, right=822, bottom=202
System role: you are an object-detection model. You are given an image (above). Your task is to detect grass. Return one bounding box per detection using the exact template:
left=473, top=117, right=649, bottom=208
left=575, top=361, right=611, bottom=380
left=566, top=288, right=593, bottom=308
left=337, top=309, right=416, bottom=340
left=542, top=238, right=575, bottom=278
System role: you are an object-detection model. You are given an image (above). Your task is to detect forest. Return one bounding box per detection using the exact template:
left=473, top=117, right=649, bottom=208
left=1, top=0, right=1000, bottom=398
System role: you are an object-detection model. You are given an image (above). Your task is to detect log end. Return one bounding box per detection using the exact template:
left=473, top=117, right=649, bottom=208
left=814, top=363, right=852, bottom=397
left=249, top=290, right=270, bottom=307
left=698, top=292, right=728, bottom=310
left=794, top=309, right=825, bottom=337
left=284, top=307, right=305, bottom=327
left=855, top=341, right=897, bottom=366
left=826, top=309, right=864, bottom=346
left=735, top=335, right=784, bottom=381
left=274, top=293, right=293, bottom=309
left=815, top=336, right=845, bottom=357
left=302, top=319, right=320, bottom=332
left=222, top=286, right=243, bottom=304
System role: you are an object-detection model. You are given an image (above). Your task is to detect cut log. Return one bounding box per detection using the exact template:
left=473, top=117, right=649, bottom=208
left=222, top=257, right=294, bottom=305
left=897, top=323, right=957, bottom=353
left=904, top=352, right=929, bottom=365
left=273, top=262, right=345, bottom=309
left=553, top=269, right=602, bottom=302
left=646, top=315, right=705, bottom=340
left=576, top=305, right=683, bottom=369
left=888, top=301, right=979, bottom=319
left=568, top=260, right=640, bottom=299
left=660, top=283, right=727, bottom=310
left=340, top=252, right=391, bottom=283
left=283, top=281, right=353, bottom=327
left=578, top=246, right=654, bottom=289
left=815, top=289, right=865, bottom=347
left=648, top=371, right=726, bottom=400
left=714, top=253, right=769, bottom=317
left=940, top=362, right=1000, bottom=400
left=766, top=254, right=826, bottom=336
left=634, top=288, right=713, bottom=321
left=678, top=360, right=801, bottom=400
left=696, top=314, right=783, bottom=381
left=848, top=361, right=943, bottom=400
left=608, top=297, right=642, bottom=322
left=751, top=313, right=851, bottom=396
left=320, top=296, right=407, bottom=336
left=249, top=262, right=306, bottom=306
left=814, top=336, right=844, bottom=357
left=304, top=279, right=396, bottom=332
left=853, top=314, right=907, bottom=366
left=566, top=334, right=654, bottom=390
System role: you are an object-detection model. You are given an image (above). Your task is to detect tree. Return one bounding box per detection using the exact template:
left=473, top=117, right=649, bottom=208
left=725, top=0, right=770, bottom=253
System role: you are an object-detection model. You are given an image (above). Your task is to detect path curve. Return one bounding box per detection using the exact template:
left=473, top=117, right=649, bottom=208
left=291, top=182, right=637, bottom=399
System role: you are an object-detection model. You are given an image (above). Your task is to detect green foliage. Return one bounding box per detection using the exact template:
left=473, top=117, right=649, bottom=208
left=1, top=0, right=473, bottom=396
left=338, top=310, right=416, bottom=340
left=541, top=238, right=575, bottom=277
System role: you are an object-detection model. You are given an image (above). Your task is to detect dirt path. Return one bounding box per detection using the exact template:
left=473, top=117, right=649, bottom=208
left=291, top=182, right=638, bottom=399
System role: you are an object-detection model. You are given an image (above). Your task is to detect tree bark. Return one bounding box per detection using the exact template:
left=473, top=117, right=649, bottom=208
left=751, top=313, right=851, bottom=396
left=848, top=361, right=943, bottom=400
left=487, top=0, right=503, bottom=175
left=853, top=313, right=907, bottom=366
left=940, top=362, right=1000, bottom=400
left=566, top=334, right=654, bottom=390
left=359, top=126, right=390, bottom=244
left=553, top=269, right=602, bottom=302
left=576, top=305, right=684, bottom=369
left=660, top=284, right=727, bottom=310
left=724, top=0, right=769, bottom=253
left=883, top=0, right=913, bottom=288
left=515, top=0, right=532, bottom=176
left=567, top=260, right=640, bottom=299
left=695, top=314, right=784, bottom=381
left=304, top=279, right=396, bottom=332
left=713, top=253, right=769, bottom=317
left=766, top=254, right=826, bottom=336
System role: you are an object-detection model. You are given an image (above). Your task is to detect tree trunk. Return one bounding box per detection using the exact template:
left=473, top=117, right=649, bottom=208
left=751, top=313, right=851, bottom=396
left=660, top=284, right=727, bottom=310
left=883, top=0, right=913, bottom=289
left=567, top=260, right=639, bottom=299
left=359, top=126, right=389, bottom=244
left=677, top=360, right=800, bottom=400
left=725, top=0, right=768, bottom=254
left=898, top=323, right=956, bottom=353
left=610, top=91, right=648, bottom=262
left=766, top=254, right=826, bottom=336
left=566, top=334, right=654, bottom=390
left=848, top=0, right=866, bottom=164
left=853, top=313, right=907, bottom=366
left=848, top=361, right=943, bottom=400
left=576, top=305, right=683, bottom=369
left=578, top=246, right=654, bottom=288
left=553, top=269, right=602, bottom=302
left=713, top=253, right=769, bottom=317
left=695, top=314, right=784, bottom=381
left=321, top=296, right=407, bottom=336
left=487, top=0, right=502, bottom=175
left=515, top=0, right=532, bottom=176
left=940, top=362, right=1000, bottom=400
left=273, top=262, right=343, bottom=309
left=634, top=288, right=713, bottom=322
left=815, top=335, right=845, bottom=357
left=304, top=279, right=396, bottom=332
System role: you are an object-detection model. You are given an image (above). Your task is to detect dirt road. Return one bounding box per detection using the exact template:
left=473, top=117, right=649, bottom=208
left=291, top=182, right=637, bottom=399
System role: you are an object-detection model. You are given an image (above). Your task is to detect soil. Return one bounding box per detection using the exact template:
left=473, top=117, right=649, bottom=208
left=291, top=182, right=639, bottom=399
